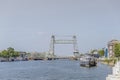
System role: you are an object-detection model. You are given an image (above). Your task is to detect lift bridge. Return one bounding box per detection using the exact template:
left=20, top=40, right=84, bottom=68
left=47, top=35, right=80, bottom=59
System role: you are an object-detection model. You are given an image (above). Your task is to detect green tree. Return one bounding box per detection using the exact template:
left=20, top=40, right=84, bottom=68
left=113, top=43, right=120, bottom=57
left=98, top=49, right=104, bottom=57
left=90, top=49, right=97, bottom=54
left=0, top=47, right=20, bottom=61
left=7, top=47, right=19, bottom=58
left=1, top=50, right=9, bottom=61
left=7, top=47, right=14, bottom=57
left=11, top=51, right=19, bottom=58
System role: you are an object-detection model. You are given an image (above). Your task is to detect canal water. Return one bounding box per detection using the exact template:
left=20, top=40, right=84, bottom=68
left=0, top=60, right=112, bottom=80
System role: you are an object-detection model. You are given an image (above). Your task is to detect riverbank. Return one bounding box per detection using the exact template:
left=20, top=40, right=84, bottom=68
left=99, top=58, right=118, bottom=66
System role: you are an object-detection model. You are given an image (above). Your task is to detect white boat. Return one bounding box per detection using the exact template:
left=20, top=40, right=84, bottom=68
left=80, top=55, right=97, bottom=67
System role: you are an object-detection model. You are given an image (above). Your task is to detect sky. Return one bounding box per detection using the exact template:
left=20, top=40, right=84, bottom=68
left=0, top=0, right=120, bottom=56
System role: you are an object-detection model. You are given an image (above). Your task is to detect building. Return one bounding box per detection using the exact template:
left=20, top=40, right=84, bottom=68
left=107, top=40, right=120, bottom=57
left=28, top=52, right=46, bottom=60
left=104, top=47, right=108, bottom=58
left=16, top=51, right=28, bottom=61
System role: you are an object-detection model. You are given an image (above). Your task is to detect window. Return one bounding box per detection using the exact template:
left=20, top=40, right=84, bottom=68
left=109, top=46, right=112, bottom=49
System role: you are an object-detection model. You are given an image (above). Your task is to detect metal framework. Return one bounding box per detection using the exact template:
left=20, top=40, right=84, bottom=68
left=49, top=35, right=79, bottom=57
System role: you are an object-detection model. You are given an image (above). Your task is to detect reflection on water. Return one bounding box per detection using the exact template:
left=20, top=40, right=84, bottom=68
left=0, top=60, right=112, bottom=80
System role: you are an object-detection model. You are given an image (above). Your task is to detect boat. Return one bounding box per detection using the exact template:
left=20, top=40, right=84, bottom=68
left=80, top=55, right=97, bottom=67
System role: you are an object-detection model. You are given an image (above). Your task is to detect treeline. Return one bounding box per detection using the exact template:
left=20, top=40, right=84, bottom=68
left=114, top=43, right=120, bottom=57
left=90, top=49, right=104, bottom=57
left=0, top=47, right=20, bottom=61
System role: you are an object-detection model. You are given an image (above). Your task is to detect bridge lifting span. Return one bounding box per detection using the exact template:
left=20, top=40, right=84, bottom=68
left=49, top=35, right=79, bottom=58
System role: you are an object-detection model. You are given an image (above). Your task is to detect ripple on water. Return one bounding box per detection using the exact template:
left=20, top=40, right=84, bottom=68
left=0, top=60, right=112, bottom=80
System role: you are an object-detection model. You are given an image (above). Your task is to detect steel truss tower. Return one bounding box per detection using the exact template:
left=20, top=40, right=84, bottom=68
left=49, top=35, right=79, bottom=57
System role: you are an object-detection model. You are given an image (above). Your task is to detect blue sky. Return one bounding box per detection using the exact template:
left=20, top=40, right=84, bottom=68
left=0, top=0, right=120, bottom=56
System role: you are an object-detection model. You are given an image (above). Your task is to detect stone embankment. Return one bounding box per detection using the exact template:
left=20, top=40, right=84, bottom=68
left=106, top=61, right=120, bottom=80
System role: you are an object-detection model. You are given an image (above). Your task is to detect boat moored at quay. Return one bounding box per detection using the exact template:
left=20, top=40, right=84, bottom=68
left=80, top=55, right=97, bottom=67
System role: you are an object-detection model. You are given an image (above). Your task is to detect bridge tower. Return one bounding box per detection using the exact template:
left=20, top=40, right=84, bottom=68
left=48, top=35, right=79, bottom=58
left=73, top=36, right=79, bottom=57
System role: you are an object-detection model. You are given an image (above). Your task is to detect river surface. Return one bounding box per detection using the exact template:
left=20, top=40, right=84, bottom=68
left=0, top=60, right=112, bottom=80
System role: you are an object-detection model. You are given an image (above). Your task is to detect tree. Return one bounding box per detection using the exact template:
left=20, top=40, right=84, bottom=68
left=7, top=47, right=14, bottom=57
left=11, top=51, right=19, bottom=58
left=1, top=50, right=8, bottom=58
left=90, top=49, right=97, bottom=54
left=0, top=47, right=20, bottom=61
left=98, top=49, right=104, bottom=57
left=1, top=50, right=9, bottom=61
left=113, top=43, right=120, bottom=57
left=7, top=47, right=19, bottom=58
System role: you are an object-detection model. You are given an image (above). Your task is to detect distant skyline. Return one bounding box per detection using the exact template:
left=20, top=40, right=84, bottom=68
left=0, top=0, right=120, bottom=56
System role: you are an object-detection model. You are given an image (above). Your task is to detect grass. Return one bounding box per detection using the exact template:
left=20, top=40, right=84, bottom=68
left=102, top=57, right=118, bottom=66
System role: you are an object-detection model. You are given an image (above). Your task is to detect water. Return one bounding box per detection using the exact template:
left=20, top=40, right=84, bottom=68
left=0, top=60, right=112, bottom=80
